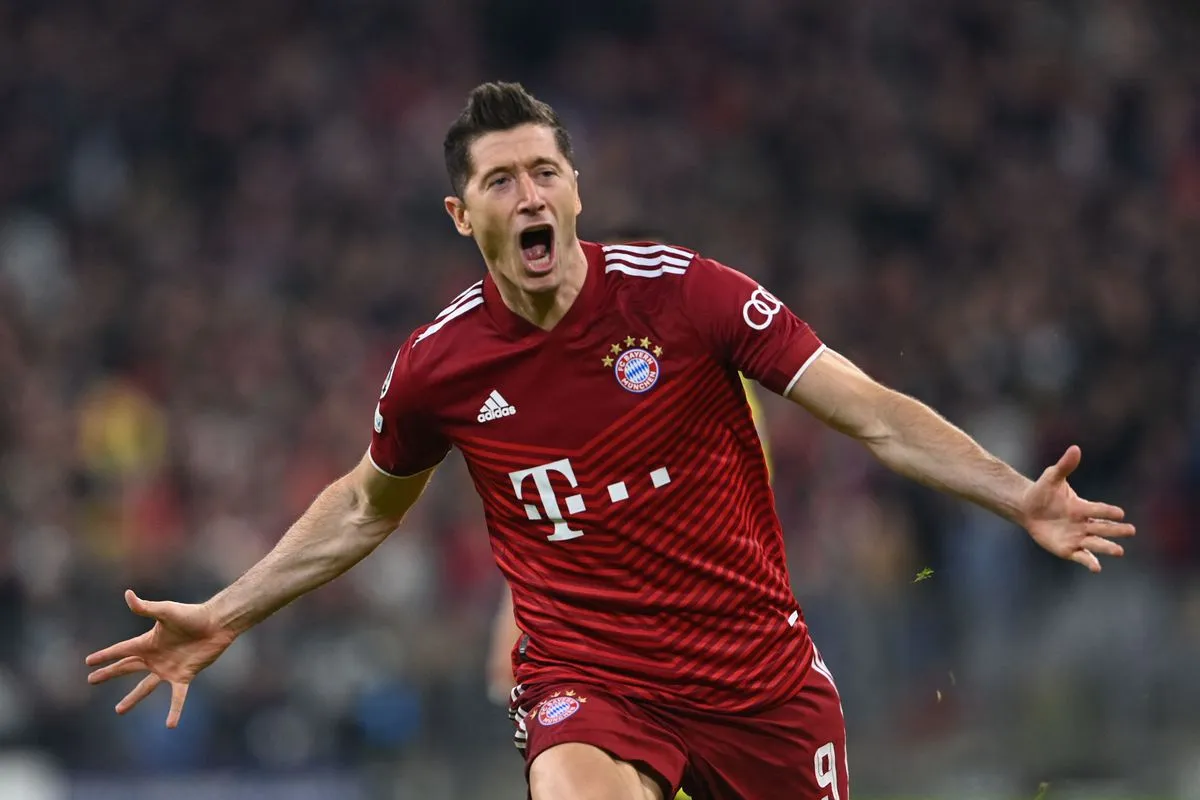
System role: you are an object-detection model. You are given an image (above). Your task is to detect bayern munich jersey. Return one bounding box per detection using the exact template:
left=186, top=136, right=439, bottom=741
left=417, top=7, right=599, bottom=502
left=370, top=241, right=827, bottom=713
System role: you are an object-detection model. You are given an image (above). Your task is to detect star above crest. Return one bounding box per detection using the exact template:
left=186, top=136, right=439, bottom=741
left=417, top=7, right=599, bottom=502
left=601, top=336, right=663, bottom=367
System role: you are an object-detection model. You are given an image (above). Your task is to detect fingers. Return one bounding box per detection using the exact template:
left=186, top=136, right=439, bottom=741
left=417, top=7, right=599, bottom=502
left=116, top=674, right=161, bottom=715
left=87, top=656, right=146, bottom=686
left=1085, top=518, right=1136, bottom=538
left=108, top=671, right=190, bottom=728
left=86, top=631, right=151, bottom=667
left=1070, top=549, right=1102, bottom=573
left=166, top=681, right=189, bottom=729
left=1081, top=536, right=1125, bottom=559
left=1081, top=502, right=1128, bottom=523
left=1045, top=445, right=1082, bottom=483
left=87, top=591, right=166, bottom=667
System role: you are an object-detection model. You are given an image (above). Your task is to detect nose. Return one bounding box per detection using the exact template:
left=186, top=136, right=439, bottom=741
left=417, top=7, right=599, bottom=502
left=515, top=172, right=545, bottom=213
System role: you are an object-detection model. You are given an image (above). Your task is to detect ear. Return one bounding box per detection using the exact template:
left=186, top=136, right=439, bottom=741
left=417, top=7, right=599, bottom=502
left=444, top=196, right=472, bottom=237
left=573, top=171, right=582, bottom=216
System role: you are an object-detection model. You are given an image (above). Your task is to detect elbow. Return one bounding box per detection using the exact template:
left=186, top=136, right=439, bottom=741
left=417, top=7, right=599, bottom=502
left=814, top=404, right=892, bottom=444
left=341, top=476, right=401, bottom=540
left=843, top=389, right=904, bottom=446
left=855, top=418, right=894, bottom=447
left=838, top=411, right=893, bottom=449
left=832, top=390, right=898, bottom=445
left=857, top=388, right=935, bottom=453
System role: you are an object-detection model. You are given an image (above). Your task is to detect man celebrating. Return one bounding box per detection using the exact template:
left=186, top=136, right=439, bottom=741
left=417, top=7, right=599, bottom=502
left=86, top=82, right=1134, bottom=800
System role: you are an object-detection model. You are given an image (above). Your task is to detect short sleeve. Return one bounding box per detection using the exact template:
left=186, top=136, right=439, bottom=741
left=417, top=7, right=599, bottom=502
left=368, top=337, right=451, bottom=477
left=680, top=257, right=826, bottom=396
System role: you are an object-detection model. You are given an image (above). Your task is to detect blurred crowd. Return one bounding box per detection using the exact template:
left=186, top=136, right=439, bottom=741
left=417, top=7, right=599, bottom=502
left=0, top=0, right=1197, bottom=796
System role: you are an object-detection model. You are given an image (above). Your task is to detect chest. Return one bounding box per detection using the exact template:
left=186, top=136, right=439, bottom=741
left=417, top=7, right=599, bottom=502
left=435, top=311, right=708, bottom=453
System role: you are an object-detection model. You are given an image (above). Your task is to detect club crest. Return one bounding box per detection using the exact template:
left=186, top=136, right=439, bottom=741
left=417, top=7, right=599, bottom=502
left=536, top=695, right=581, bottom=726
left=602, top=336, right=664, bottom=394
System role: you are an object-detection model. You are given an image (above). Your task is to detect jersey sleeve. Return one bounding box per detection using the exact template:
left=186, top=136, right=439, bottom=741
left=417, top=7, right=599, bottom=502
left=680, top=256, right=826, bottom=396
left=368, top=336, right=451, bottom=477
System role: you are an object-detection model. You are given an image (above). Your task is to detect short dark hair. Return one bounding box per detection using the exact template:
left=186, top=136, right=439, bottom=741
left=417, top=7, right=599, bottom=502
left=443, top=81, right=575, bottom=198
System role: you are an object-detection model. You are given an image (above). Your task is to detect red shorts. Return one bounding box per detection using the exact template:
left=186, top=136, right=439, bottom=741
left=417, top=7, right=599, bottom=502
left=511, top=650, right=849, bottom=799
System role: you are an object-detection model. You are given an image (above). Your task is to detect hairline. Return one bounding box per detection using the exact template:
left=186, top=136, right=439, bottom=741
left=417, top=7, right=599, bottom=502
left=461, top=124, right=573, bottom=195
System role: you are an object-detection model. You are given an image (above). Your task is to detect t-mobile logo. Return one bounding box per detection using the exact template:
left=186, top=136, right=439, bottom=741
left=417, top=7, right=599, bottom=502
left=508, top=458, right=673, bottom=543
left=509, top=458, right=586, bottom=542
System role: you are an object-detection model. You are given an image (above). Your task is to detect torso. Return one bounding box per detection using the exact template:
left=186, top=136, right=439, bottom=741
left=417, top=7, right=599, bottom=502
left=384, top=241, right=815, bottom=712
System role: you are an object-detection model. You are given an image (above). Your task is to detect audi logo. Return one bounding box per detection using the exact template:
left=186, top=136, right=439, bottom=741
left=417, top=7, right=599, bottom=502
left=742, top=286, right=783, bottom=330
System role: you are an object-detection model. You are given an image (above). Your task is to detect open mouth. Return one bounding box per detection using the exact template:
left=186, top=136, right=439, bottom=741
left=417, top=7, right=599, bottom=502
left=518, top=225, right=555, bottom=272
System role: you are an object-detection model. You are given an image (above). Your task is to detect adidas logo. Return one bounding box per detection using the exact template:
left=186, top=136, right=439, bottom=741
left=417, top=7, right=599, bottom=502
left=477, top=390, right=517, bottom=423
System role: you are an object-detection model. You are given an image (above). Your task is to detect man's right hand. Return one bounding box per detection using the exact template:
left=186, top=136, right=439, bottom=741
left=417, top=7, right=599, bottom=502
left=86, top=589, right=237, bottom=728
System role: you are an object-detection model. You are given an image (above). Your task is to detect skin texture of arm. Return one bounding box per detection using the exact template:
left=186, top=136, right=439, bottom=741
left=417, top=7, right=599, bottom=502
left=208, top=454, right=436, bottom=634
left=789, top=349, right=1030, bottom=522
left=86, top=454, right=436, bottom=727
left=788, top=348, right=1134, bottom=572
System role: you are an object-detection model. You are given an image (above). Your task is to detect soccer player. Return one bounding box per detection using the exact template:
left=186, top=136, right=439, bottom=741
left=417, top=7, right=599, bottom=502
left=85, top=82, right=1135, bottom=800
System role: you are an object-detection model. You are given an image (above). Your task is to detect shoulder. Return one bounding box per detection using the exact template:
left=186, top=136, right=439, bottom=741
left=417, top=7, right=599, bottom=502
left=390, top=279, right=488, bottom=384
left=596, top=242, right=754, bottom=325
left=598, top=241, right=699, bottom=282
left=597, top=241, right=745, bottom=293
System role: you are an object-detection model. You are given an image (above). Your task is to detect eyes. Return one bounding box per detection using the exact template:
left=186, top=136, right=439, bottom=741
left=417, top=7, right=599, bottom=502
left=486, top=167, right=560, bottom=191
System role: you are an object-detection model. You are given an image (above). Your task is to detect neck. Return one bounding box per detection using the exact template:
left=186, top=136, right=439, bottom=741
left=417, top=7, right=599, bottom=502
left=491, top=241, right=588, bottom=331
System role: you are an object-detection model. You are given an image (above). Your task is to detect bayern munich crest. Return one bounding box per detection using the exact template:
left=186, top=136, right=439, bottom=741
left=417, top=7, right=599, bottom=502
left=536, top=692, right=585, bottom=726
left=602, top=336, right=664, bottom=394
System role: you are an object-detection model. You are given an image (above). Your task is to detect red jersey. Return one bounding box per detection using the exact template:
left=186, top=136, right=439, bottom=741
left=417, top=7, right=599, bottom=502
left=370, top=241, right=827, bottom=713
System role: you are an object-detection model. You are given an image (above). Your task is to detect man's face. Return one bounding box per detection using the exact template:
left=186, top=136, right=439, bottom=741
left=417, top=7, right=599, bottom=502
left=446, top=124, right=582, bottom=295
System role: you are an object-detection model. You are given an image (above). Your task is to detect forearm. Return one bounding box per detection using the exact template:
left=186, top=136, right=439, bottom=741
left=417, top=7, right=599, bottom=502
left=863, top=389, right=1032, bottom=525
left=207, top=475, right=398, bottom=635
left=493, top=584, right=522, bottom=649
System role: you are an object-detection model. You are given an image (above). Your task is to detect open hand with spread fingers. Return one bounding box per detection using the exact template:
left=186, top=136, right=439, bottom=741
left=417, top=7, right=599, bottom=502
left=1020, top=445, right=1136, bottom=572
left=86, top=590, right=236, bottom=728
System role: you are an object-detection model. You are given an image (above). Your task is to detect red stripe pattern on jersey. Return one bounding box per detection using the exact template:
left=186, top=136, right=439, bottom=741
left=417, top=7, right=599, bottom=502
left=458, top=357, right=813, bottom=714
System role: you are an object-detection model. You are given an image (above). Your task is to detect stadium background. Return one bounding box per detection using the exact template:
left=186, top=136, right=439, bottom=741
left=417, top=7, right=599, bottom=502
left=1, top=0, right=1198, bottom=797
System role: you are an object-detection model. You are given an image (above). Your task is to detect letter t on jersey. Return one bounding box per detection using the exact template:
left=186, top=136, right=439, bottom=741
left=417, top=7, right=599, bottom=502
left=509, top=458, right=586, bottom=541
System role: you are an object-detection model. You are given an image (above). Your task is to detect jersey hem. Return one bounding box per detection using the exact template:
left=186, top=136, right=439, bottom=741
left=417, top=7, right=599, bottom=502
left=783, top=343, right=828, bottom=395
left=366, top=448, right=436, bottom=479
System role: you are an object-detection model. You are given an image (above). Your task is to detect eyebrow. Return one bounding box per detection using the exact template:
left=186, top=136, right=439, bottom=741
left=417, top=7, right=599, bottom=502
left=478, top=157, right=561, bottom=185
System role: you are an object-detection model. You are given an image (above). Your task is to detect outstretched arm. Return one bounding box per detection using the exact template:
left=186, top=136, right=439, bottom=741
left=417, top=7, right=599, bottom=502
left=208, top=454, right=434, bottom=634
left=86, top=454, right=435, bottom=727
left=788, top=349, right=1135, bottom=572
